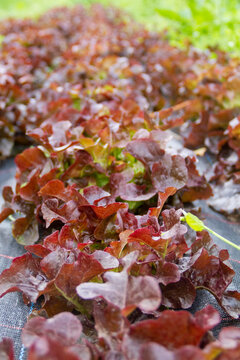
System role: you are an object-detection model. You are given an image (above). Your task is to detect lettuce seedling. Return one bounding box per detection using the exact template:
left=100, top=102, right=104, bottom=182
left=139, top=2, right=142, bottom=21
left=181, top=210, right=240, bottom=251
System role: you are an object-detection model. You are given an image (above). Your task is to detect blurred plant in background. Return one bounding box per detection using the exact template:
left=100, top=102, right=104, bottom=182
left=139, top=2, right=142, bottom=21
left=0, top=0, right=240, bottom=54
left=156, top=0, right=240, bottom=53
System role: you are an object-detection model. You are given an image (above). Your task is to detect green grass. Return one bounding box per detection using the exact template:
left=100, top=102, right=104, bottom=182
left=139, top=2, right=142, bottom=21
left=0, top=0, right=240, bottom=55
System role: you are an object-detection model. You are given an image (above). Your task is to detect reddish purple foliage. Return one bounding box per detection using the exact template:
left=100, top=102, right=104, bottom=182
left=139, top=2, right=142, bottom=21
left=0, top=4, right=239, bottom=359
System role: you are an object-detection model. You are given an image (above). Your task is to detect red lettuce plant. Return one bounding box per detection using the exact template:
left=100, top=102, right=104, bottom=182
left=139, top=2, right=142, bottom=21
left=0, top=4, right=239, bottom=359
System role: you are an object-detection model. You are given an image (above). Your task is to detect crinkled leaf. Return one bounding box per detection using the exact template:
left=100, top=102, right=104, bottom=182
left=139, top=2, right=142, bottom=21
left=0, top=338, right=15, bottom=360
left=123, top=306, right=219, bottom=359
left=22, top=312, right=82, bottom=347
left=0, top=253, right=49, bottom=302
left=12, top=217, right=39, bottom=245
left=161, top=277, right=196, bottom=309
left=183, top=248, right=235, bottom=299
left=77, top=255, right=161, bottom=316
left=151, top=154, right=188, bottom=192
left=55, top=251, right=118, bottom=299
left=94, top=300, right=129, bottom=348
left=221, top=290, right=240, bottom=319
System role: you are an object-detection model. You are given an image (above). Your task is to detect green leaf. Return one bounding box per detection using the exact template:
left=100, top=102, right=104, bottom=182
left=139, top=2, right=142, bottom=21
left=72, top=98, right=81, bottom=111
left=126, top=200, right=144, bottom=211
left=112, top=147, right=124, bottom=161
left=0, top=35, right=4, bottom=47
left=155, top=8, right=186, bottom=23
left=183, top=211, right=205, bottom=232
left=95, top=173, right=109, bottom=188
left=182, top=211, right=240, bottom=251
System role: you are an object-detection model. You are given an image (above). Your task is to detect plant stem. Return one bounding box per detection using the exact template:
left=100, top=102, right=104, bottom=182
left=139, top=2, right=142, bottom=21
left=180, top=210, right=240, bottom=251
left=204, top=226, right=240, bottom=251
left=54, top=284, right=89, bottom=316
